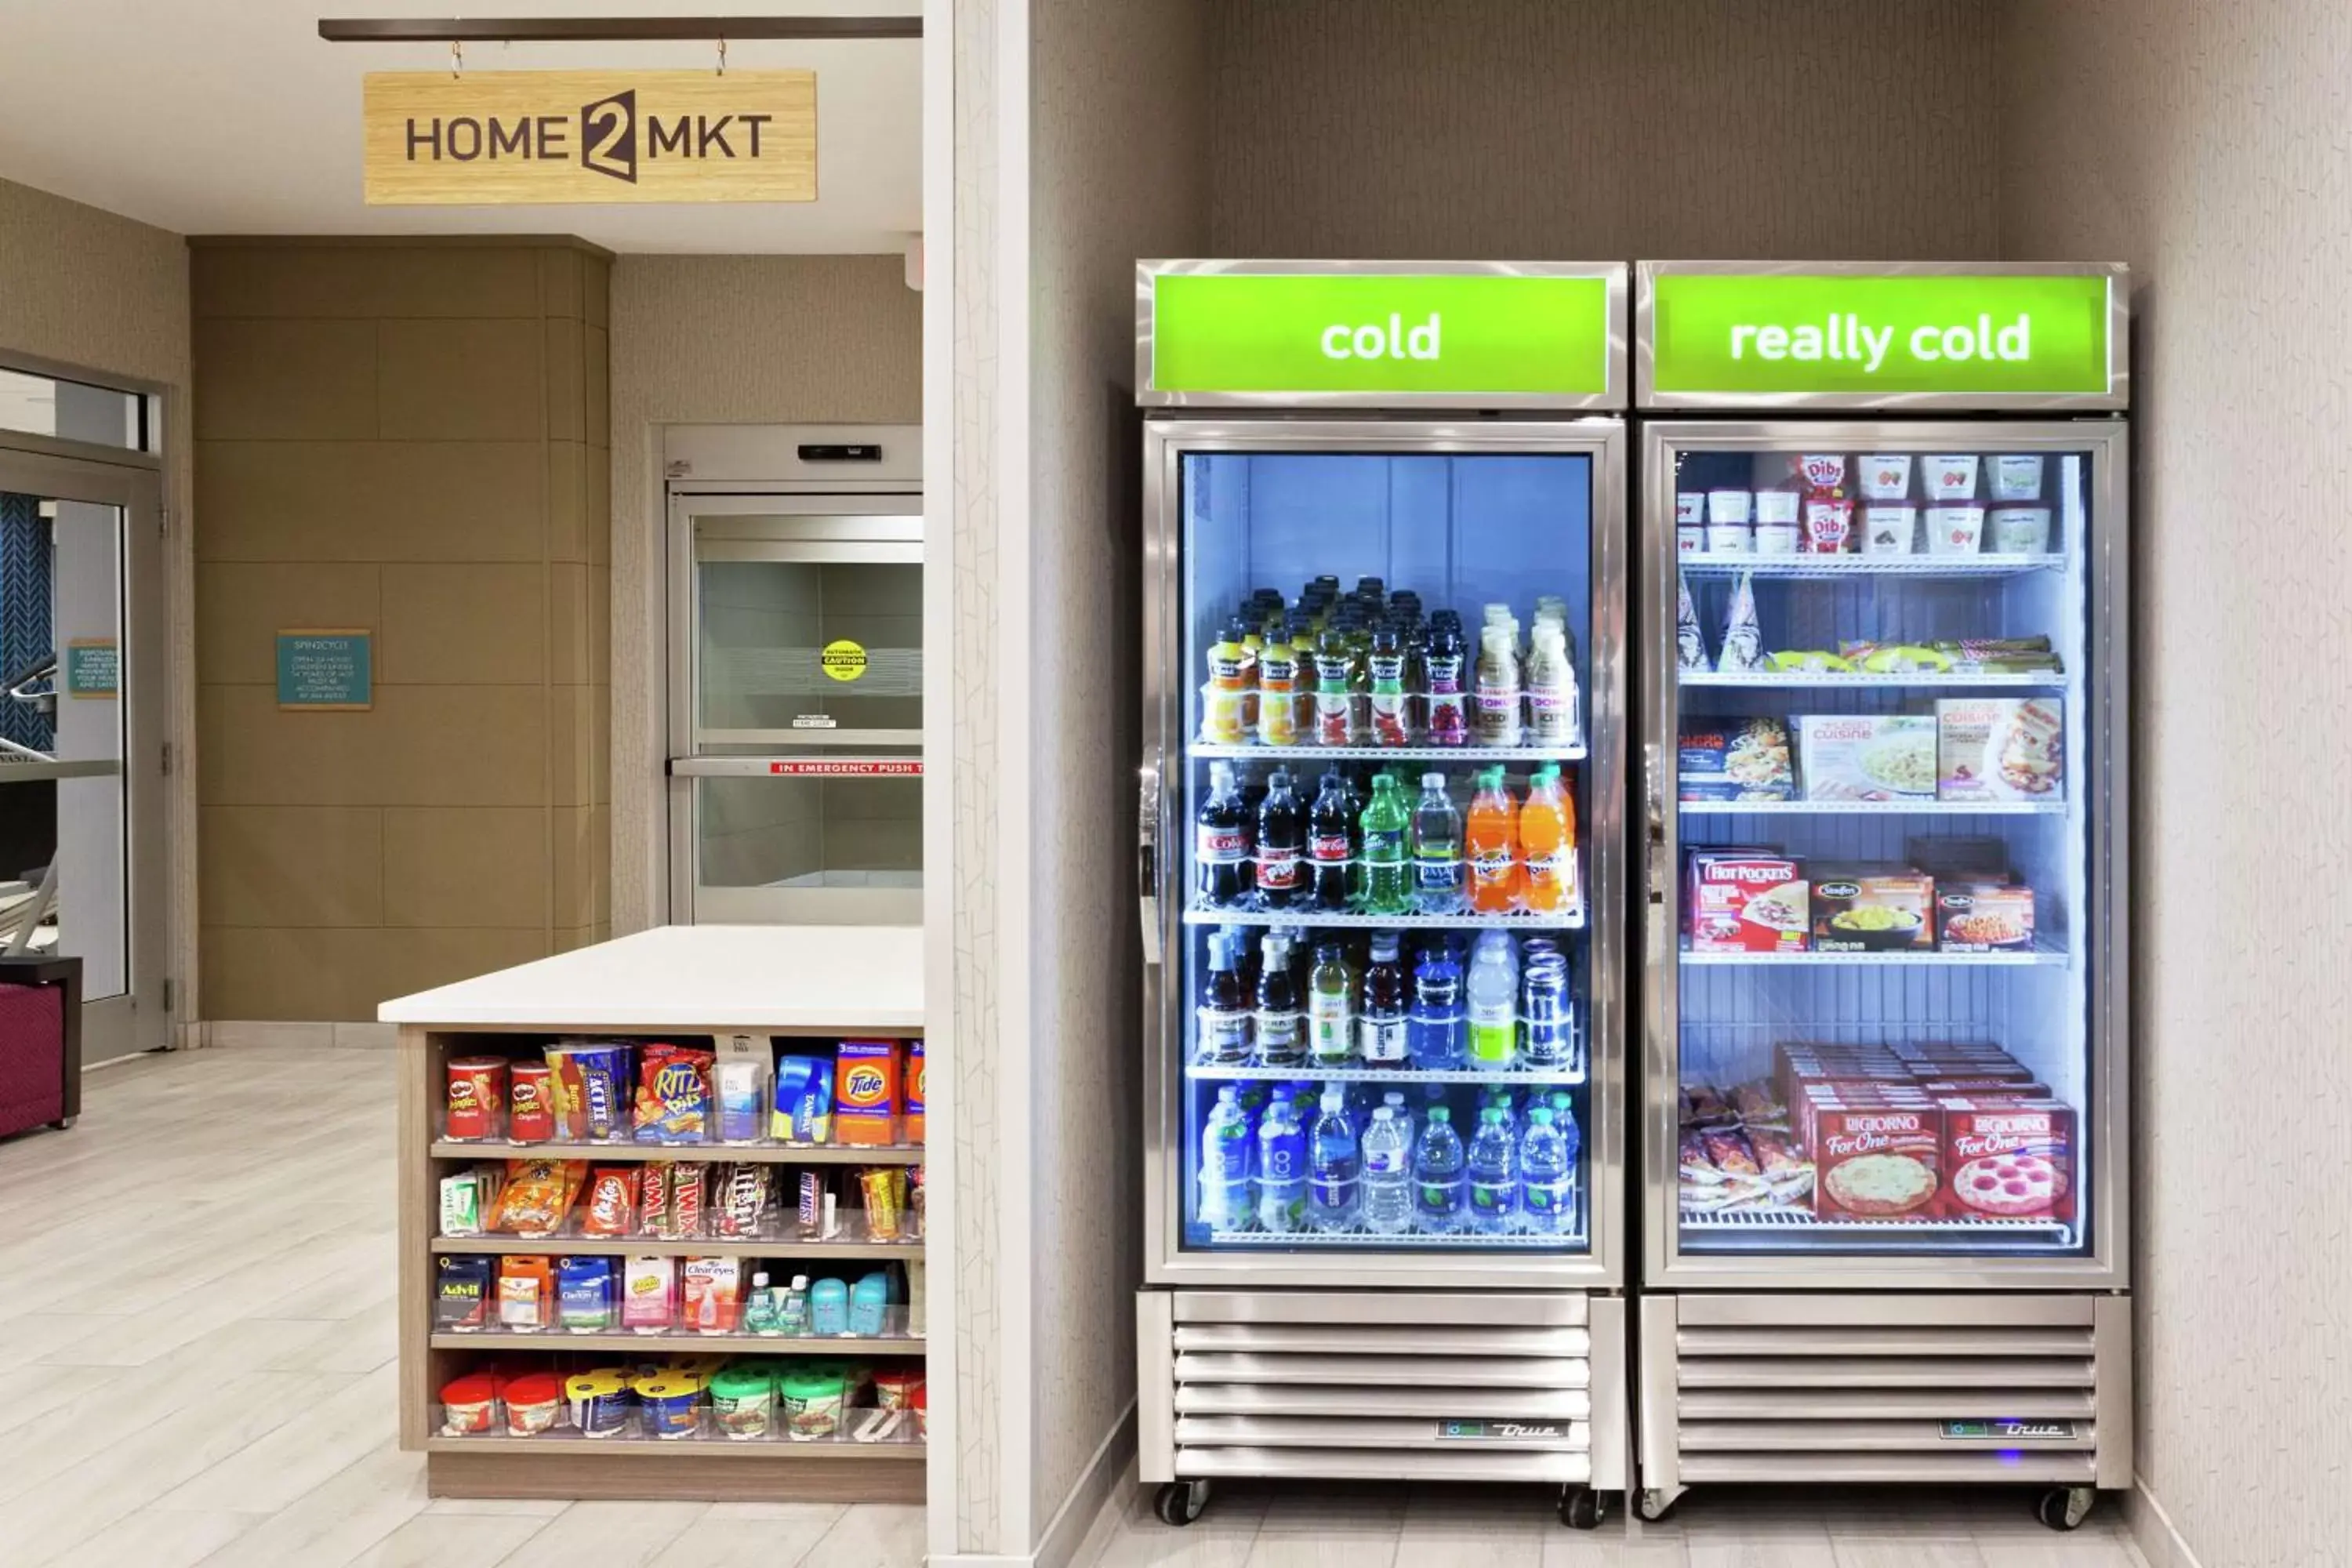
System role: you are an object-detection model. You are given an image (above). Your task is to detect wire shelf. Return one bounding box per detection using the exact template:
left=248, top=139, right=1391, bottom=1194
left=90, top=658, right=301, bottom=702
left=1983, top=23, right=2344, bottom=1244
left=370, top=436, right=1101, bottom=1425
left=1185, top=903, right=1586, bottom=931
left=1679, top=1207, right=2071, bottom=1237
left=1676, top=554, right=2063, bottom=579
left=1682, top=671, right=2063, bottom=689
left=1679, top=944, right=2067, bottom=967
left=1188, top=741, right=1587, bottom=763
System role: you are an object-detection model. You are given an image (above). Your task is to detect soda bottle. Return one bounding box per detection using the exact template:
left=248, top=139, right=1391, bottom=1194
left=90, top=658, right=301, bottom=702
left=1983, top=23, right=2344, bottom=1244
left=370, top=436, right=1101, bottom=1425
left=1196, top=760, right=1251, bottom=908
left=1410, top=773, right=1465, bottom=913
left=1368, top=620, right=1410, bottom=746
left=1254, top=770, right=1307, bottom=910
left=1257, top=628, right=1300, bottom=747
left=1358, top=932, right=1409, bottom=1065
left=1308, top=942, right=1355, bottom=1065
left=1358, top=1106, right=1414, bottom=1235
left=1519, top=765, right=1577, bottom=913
left=1423, top=612, right=1468, bottom=747
left=1308, top=771, right=1356, bottom=911
left=1465, top=766, right=1521, bottom=912
left=1199, top=1087, right=1254, bottom=1230
left=1466, top=1105, right=1519, bottom=1235
left=1474, top=626, right=1523, bottom=745
left=1196, top=929, right=1253, bottom=1065
left=1203, top=616, right=1252, bottom=744
left=1412, top=1105, right=1467, bottom=1235
left=1526, top=626, right=1580, bottom=746
left=1254, top=933, right=1305, bottom=1068
left=1307, top=1087, right=1360, bottom=1232
left=1519, top=1106, right=1575, bottom=1236
left=1256, top=1091, right=1307, bottom=1234
left=1406, top=938, right=1465, bottom=1071
left=1466, top=931, right=1519, bottom=1067
left=1359, top=775, right=1410, bottom=915
left=1519, top=947, right=1575, bottom=1069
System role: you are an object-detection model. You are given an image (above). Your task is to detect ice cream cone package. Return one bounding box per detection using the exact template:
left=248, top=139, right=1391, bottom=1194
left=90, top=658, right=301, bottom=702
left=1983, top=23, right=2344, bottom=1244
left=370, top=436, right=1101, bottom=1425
left=1715, top=572, right=1767, bottom=673
left=1675, top=571, right=1709, bottom=672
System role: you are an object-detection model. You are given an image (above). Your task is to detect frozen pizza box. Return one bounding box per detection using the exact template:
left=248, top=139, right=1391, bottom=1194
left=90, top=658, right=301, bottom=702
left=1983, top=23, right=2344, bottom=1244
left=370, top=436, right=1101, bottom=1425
left=1811, top=1103, right=1944, bottom=1221
left=1795, top=715, right=1940, bottom=801
left=1939, top=1098, right=2077, bottom=1222
left=1686, top=849, right=1809, bottom=953
left=1936, top=699, right=2065, bottom=802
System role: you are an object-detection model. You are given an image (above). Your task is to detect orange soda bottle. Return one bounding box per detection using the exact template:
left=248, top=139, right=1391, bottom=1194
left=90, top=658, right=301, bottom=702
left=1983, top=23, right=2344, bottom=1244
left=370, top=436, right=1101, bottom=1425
left=1465, top=766, right=1521, bottom=913
left=1518, top=765, right=1578, bottom=913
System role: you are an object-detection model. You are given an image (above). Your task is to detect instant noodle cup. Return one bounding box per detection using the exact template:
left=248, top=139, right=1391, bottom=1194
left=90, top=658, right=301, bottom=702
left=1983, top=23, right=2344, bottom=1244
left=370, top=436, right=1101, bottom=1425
left=1860, top=506, right=1918, bottom=555
left=1990, top=506, right=2052, bottom=554
left=1926, top=505, right=1987, bottom=554
left=503, top=1372, right=564, bottom=1436
left=440, top=1373, right=500, bottom=1436
left=1922, top=455, right=1980, bottom=499
left=1705, top=489, right=1751, bottom=524
left=1990, top=454, right=2045, bottom=500
left=1754, top=489, right=1801, bottom=526
left=710, top=1364, right=777, bottom=1441
left=566, top=1370, right=633, bottom=1438
left=780, top=1367, right=848, bottom=1441
left=1858, top=455, right=1913, bottom=500
left=874, top=1368, right=924, bottom=1410
left=634, top=1374, right=704, bottom=1439
left=912, top=1381, right=927, bottom=1440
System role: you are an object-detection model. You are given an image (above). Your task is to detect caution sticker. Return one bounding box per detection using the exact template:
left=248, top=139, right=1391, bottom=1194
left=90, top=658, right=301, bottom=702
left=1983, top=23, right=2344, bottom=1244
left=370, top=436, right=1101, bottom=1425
left=819, top=639, right=868, bottom=682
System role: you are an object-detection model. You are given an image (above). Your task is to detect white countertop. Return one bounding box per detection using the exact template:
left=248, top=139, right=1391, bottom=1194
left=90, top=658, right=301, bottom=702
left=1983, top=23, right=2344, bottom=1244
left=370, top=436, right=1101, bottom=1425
left=379, top=924, right=924, bottom=1030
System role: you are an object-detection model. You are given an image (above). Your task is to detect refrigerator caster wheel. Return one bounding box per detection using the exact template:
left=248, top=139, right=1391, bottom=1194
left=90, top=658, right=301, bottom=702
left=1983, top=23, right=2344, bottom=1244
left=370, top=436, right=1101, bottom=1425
left=1155, top=1481, right=1207, bottom=1527
left=1636, top=1487, right=1680, bottom=1523
left=1559, top=1486, right=1602, bottom=1530
left=2035, top=1486, right=2092, bottom=1532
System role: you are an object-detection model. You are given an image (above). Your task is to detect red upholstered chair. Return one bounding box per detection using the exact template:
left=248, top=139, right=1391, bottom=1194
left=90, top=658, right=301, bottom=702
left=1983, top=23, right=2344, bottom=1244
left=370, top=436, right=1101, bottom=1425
left=0, top=955, right=79, bottom=1138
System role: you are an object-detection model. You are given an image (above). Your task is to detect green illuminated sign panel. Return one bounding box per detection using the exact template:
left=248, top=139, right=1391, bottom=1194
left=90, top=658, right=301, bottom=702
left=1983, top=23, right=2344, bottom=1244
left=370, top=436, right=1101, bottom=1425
left=1150, top=272, right=1613, bottom=398
left=1649, top=272, right=2112, bottom=397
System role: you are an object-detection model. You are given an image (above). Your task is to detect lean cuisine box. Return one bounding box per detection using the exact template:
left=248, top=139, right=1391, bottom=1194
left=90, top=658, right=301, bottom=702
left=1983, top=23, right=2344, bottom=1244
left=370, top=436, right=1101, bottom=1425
left=1936, top=698, right=2064, bottom=802
left=1794, top=715, right=1938, bottom=801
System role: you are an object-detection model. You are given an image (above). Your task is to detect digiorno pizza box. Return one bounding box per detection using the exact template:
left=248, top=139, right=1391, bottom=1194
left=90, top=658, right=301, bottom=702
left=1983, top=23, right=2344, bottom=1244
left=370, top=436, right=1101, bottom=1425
left=1939, top=1097, right=2077, bottom=1222
left=1811, top=1102, right=1943, bottom=1221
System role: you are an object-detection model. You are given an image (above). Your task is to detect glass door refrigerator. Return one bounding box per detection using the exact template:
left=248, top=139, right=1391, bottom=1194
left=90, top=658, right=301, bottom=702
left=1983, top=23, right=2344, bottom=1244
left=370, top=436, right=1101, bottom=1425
left=1131, top=261, right=1629, bottom=1530
left=1629, top=263, right=2131, bottom=1532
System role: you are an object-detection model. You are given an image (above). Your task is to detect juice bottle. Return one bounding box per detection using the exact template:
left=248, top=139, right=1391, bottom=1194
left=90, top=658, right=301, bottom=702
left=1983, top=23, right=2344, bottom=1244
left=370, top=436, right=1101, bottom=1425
left=1312, top=637, right=1355, bottom=746
left=1525, top=626, right=1579, bottom=746
left=1257, top=629, right=1299, bottom=747
left=1473, top=626, right=1522, bottom=746
left=1203, top=617, right=1252, bottom=744
left=1422, top=612, right=1468, bottom=746
left=1465, top=766, right=1521, bottom=913
left=1518, top=765, right=1577, bottom=913
left=1367, top=620, right=1410, bottom=746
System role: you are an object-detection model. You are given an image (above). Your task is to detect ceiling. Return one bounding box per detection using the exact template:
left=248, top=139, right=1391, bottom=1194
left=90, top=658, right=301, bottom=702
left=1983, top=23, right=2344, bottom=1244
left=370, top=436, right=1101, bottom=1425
left=0, top=0, right=921, bottom=253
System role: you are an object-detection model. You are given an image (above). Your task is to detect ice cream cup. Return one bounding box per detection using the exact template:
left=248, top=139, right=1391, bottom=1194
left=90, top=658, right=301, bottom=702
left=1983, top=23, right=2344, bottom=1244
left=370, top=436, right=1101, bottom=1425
left=1860, top=505, right=1918, bottom=555
left=1923, top=455, right=1980, bottom=499
left=1704, top=522, right=1752, bottom=554
left=1926, top=504, right=1987, bottom=554
left=1677, top=524, right=1704, bottom=556
left=1754, top=523, right=1800, bottom=556
left=1989, top=506, right=2052, bottom=554
left=1675, top=492, right=1705, bottom=527
left=1991, top=455, right=2045, bottom=501
left=1803, top=495, right=1854, bottom=554
left=1707, top=489, right=1752, bottom=524
left=1754, top=489, right=1800, bottom=526
left=1858, top=455, right=1913, bottom=499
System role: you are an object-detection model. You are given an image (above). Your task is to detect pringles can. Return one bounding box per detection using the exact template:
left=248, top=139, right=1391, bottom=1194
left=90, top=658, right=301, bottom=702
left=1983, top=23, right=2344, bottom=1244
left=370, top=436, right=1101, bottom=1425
left=445, top=1058, right=508, bottom=1141
left=506, top=1062, right=555, bottom=1143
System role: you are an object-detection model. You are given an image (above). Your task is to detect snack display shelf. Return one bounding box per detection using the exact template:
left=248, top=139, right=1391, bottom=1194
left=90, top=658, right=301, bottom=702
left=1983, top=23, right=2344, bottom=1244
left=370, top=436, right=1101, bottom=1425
left=1186, top=1061, right=1586, bottom=1087
left=1679, top=800, right=2065, bottom=817
left=434, top=1233, right=922, bottom=1260
left=1678, top=1209, right=2073, bottom=1238
left=1679, top=946, right=2067, bottom=967
left=431, top=1330, right=923, bottom=1353
left=1188, top=740, right=1588, bottom=763
left=1682, top=671, right=2062, bottom=689
left=1677, top=553, right=2062, bottom=579
left=431, top=1139, right=925, bottom=1166
left=426, top=1419, right=923, bottom=1457
left=1183, top=902, right=1586, bottom=931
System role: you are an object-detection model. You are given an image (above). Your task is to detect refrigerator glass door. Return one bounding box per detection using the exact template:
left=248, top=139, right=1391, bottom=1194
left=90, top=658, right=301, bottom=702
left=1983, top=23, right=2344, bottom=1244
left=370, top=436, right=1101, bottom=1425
left=1649, top=422, right=2122, bottom=1286
left=1149, top=420, right=1624, bottom=1287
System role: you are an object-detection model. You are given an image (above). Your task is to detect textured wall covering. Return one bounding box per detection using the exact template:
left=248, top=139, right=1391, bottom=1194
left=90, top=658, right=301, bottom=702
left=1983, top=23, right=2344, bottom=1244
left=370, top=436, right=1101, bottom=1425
left=1208, top=0, right=2001, bottom=260
left=606, top=254, right=922, bottom=934
left=1028, top=0, right=1209, bottom=1544
left=2000, top=5, right=2350, bottom=1563
left=0, top=176, right=196, bottom=1036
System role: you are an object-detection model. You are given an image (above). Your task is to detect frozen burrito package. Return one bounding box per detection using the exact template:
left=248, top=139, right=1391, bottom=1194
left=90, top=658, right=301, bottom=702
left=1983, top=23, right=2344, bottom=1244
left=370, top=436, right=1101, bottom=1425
left=1675, top=571, right=1709, bottom=671
left=1715, top=572, right=1766, bottom=673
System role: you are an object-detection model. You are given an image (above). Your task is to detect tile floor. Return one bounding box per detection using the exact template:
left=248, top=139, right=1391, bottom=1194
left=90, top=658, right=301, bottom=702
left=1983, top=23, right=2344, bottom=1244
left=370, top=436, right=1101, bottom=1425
left=0, top=1047, right=2147, bottom=1567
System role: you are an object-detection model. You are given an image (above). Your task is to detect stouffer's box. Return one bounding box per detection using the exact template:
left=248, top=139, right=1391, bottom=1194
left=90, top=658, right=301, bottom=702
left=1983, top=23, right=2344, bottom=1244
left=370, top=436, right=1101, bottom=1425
left=1686, top=849, right=1809, bottom=953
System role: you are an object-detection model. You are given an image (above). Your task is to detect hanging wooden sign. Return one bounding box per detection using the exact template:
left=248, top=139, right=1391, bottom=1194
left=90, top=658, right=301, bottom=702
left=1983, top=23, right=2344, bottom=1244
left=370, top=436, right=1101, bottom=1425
left=362, top=69, right=816, bottom=205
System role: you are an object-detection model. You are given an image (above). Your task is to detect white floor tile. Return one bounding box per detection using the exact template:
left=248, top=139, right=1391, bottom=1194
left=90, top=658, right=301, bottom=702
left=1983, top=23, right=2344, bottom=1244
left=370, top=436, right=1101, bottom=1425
left=797, top=1503, right=928, bottom=1568
left=43, top=1506, right=260, bottom=1568
left=497, top=1501, right=713, bottom=1567
left=343, top=1512, right=553, bottom=1567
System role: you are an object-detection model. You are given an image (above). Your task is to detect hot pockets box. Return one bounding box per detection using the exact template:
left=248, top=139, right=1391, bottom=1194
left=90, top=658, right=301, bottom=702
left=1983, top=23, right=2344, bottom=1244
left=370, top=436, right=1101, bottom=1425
left=835, top=1040, right=903, bottom=1145
left=1686, top=849, right=1809, bottom=953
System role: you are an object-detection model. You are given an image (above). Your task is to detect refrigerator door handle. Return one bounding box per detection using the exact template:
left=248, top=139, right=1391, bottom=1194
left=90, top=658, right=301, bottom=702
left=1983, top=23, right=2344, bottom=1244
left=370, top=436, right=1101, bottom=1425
left=1138, top=750, right=1164, bottom=965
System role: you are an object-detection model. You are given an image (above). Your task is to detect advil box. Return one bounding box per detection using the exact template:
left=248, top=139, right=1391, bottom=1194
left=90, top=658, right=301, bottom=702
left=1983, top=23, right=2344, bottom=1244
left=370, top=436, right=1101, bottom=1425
left=905, top=1040, right=925, bottom=1145
left=835, top=1040, right=902, bottom=1145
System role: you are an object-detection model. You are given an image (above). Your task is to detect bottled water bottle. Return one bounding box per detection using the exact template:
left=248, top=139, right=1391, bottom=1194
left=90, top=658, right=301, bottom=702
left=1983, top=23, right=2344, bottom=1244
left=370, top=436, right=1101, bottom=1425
left=1359, top=1107, right=1414, bottom=1235
left=1307, top=1088, right=1360, bottom=1232
left=1519, top=1106, right=1574, bottom=1236
left=1381, top=1090, right=1414, bottom=1152
left=1407, top=939, right=1465, bottom=1070
left=1467, top=931, right=1519, bottom=1067
left=1410, top=773, right=1465, bottom=912
left=1466, top=1106, right=1519, bottom=1235
left=1412, top=1105, right=1467, bottom=1235
left=1256, top=1091, right=1306, bottom=1234
left=1199, top=1087, right=1254, bottom=1231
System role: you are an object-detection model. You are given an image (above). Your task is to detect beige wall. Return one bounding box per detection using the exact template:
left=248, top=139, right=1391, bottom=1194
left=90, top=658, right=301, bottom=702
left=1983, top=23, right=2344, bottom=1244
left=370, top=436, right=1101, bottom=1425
left=191, top=239, right=611, bottom=1022
left=0, top=176, right=197, bottom=1034
left=2001, top=4, right=2348, bottom=1563
left=607, top=253, right=922, bottom=933
left=1208, top=0, right=2001, bottom=260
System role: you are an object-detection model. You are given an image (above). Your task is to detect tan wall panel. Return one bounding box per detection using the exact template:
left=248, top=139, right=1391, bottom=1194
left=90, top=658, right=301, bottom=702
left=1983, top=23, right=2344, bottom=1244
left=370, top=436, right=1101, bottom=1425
left=195, top=563, right=383, bottom=685
left=544, top=318, right=586, bottom=444
left=382, top=807, right=551, bottom=929
left=547, top=684, right=604, bottom=810
left=191, top=318, right=379, bottom=441
left=379, top=563, right=548, bottom=684
left=546, top=441, right=590, bottom=564
left=191, top=245, right=546, bottom=321
left=196, top=439, right=548, bottom=564
left=377, top=318, right=547, bottom=442
left=200, top=683, right=550, bottom=808
left=197, top=806, right=385, bottom=930
left=537, top=249, right=583, bottom=321
left=549, top=562, right=593, bottom=685
left=202, top=922, right=550, bottom=1022
left=550, top=803, right=609, bottom=929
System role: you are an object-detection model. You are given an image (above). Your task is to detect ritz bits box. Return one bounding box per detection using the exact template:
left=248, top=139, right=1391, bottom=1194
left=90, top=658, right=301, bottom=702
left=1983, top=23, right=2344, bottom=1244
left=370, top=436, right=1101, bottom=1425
left=835, top=1040, right=904, bottom=1145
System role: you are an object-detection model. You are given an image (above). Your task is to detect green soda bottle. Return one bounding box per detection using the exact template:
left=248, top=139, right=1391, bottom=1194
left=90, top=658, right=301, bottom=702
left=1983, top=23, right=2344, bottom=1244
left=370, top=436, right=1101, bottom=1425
left=1359, top=774, right=1410, bottom=915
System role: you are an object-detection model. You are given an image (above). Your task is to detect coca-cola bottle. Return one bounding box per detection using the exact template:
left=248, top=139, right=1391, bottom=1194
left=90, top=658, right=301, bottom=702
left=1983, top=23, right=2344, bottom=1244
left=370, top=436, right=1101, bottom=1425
left=1196, top=760, right=1250, bottom=909
left=1308, top=770, right=1356, bottom=911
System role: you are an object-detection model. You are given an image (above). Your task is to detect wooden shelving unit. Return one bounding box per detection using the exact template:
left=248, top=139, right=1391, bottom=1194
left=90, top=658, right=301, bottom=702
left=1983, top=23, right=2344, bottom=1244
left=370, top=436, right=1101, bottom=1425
left=397, top=1014, right=926, bottom=1504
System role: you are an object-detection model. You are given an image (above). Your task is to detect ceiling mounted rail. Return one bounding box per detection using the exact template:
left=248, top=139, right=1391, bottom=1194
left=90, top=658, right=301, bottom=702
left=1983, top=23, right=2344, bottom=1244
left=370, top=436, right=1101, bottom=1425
left=318, top=16, right=921, bottom=42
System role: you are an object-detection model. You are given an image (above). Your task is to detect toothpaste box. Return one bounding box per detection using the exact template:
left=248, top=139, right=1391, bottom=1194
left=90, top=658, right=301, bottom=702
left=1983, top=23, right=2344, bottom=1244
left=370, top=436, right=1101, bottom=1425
left=771, top=1055, right=835, bottom=1144
left=835, top=1040, right=903, bottom=1146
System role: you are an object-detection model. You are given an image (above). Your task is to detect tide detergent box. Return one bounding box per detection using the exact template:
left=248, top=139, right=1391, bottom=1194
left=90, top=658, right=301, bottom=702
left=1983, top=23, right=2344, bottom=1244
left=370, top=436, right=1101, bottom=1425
left=905, top=1040, right=925, bottom=1145
left=835, top=1040, right=902, bottom=1145
left=771, top=1055, right=835, bottom=1144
